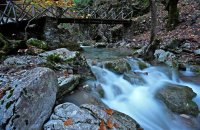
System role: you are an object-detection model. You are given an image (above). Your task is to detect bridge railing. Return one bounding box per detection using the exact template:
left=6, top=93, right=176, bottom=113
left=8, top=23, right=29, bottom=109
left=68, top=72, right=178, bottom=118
left=0, top=0, right=133, bottom=24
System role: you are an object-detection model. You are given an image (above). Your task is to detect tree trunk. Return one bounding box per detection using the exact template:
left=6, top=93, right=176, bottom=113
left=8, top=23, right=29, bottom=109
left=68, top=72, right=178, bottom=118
left=149, top=0, right=157, bottom=44
left=141, top=0, right=159, bottom=61
left=167, top=0, right=179, bottom=30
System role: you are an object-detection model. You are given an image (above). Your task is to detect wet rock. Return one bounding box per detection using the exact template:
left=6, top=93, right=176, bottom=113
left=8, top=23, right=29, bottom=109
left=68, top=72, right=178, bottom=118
left=39, top=48, right=78, bottom=61
left=3, top=55, right=46, bottom=66
left=44, top=102, right=142, bottom=130
left=0, top=67, right=58, bottom=130
left=154, top=49, right=178, bottom=67
left=123, top=71, right=146, bottom=85
left=57, top=75, right=81, bottom=98
left=156, top=84, right=199, bottom=116
left=104, top=59, right=131, bottom=74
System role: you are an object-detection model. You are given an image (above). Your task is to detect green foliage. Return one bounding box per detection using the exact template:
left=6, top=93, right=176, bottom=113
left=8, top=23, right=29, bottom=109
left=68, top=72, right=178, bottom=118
left=27, top=38, right=48, bottom=50
left=46, top=54, right=62, bottom=63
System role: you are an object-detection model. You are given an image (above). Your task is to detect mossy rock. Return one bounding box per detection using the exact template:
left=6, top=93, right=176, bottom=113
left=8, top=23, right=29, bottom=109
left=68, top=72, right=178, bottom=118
left=27, top=38, right=48, bottom=50
left=104, top=59, right=131, bottom=74
left=137, top=61, right=148, bottom=70
left=156, top=84, right=199, bottom=116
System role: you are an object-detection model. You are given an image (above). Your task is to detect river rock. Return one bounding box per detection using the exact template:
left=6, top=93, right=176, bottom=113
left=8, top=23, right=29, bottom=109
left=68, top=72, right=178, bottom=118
left=3, top=55, right=46, bottom=66
left=194, top=49, right=200, bottom=55
left=57, top=75, right=81, bottom=98
left=44, top=102, right=142, bottom=130
left=104, top=59, right=131, bottom=74
left=154, top=49, right=178, bottom=67
left=39, top=48, right=78, bottom=61
left=0, top=67, right=58, bottom=130
left=156, top=84, right=199, bottom=116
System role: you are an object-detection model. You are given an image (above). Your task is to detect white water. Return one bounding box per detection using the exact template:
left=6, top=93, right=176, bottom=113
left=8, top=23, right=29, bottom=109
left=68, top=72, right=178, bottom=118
left=91, top=64, right=200, bottom=130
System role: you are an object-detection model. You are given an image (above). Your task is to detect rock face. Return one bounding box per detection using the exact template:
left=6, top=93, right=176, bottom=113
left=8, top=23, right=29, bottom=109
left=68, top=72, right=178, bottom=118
left=44, top=102, right=142, bottom=130
left=43, top=17, right=80, bottom=51
left=0, top=67, right=58, bottom=130
left=104, top=59, right=131, bottom=74
left=156, top=84, right=199, bottom=116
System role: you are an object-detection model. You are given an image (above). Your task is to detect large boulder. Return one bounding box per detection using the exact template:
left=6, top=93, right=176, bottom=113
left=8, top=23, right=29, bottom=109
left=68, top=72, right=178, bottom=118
left=44, top=102, right=142, bottom=130
left=156, top=84, right=199, bottom=116
left=0, top=67, right=58, bottom=130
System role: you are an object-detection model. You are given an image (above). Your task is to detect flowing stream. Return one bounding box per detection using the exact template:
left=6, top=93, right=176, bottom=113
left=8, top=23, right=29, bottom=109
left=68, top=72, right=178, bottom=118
left=83, top=47, right=200, bottom=130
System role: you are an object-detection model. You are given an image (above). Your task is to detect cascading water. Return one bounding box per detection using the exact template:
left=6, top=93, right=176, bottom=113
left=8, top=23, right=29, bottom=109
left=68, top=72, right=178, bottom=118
left=91, top=59, right=200, bottom=130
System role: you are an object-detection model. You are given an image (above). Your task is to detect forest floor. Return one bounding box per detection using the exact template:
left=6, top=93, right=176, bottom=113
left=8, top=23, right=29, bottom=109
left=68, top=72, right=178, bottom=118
left=134, top=0, right=200, bottom=47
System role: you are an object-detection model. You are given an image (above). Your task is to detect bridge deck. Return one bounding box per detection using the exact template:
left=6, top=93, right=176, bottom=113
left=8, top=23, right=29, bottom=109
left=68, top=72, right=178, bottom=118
left=0, top=0, right=133, bottom=25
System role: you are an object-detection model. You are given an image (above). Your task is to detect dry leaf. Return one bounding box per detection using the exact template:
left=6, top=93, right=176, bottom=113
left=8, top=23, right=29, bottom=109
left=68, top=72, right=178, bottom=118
left=107, top=118, right=114, bottom=129
left=104, top=108, right=113, bottom=115
left=98, top=120, right=106, bottom=130
left=64, top=118, right=73, bottom=126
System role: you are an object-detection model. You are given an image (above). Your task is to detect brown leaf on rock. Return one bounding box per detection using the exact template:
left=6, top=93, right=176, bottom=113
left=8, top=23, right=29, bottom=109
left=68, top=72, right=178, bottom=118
left=104, top=108, right=113, bottom=115
left=64, top=118, right=73, bottom=126
left=98, top=120, right=106, bottom=130
left=107, top=118, right=114, bottom=129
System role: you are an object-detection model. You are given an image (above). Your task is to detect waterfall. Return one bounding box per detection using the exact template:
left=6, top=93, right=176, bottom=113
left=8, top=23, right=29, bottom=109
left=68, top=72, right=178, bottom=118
left=91, top=64, right=200, bottom=130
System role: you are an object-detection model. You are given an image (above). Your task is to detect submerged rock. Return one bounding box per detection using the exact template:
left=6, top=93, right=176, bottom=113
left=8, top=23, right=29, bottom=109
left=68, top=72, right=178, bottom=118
left=0, top=67, right=58, bottom=130
left=156, top=84, right=199, bottom=116
left=103, top=59, right=131, bottom=74
left=123, top=71, right=146, bottom=85
left=44, top=102, right=142, bottom=130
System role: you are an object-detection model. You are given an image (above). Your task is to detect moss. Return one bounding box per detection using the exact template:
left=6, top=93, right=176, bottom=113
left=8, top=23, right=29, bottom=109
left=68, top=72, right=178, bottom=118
left=137, top=61, right=147, bottom=70
left=27, top=38, right=48, bottom=50
left=46, top=54, right=62, bottom=63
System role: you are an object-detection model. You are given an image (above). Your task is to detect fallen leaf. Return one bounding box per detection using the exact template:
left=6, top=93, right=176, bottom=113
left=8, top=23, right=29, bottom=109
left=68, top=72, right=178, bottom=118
left=107, top=118, right=113, bottom=129
left=64, top=118, right=73, bottom=126
left=104, top=108, right=113, bottom=115
left=98, top=120, right=106, bottom=130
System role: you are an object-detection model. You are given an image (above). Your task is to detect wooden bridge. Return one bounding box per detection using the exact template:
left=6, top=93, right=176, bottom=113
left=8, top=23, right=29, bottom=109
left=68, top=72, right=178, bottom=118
left=0, top=0, right=133, bottom=25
